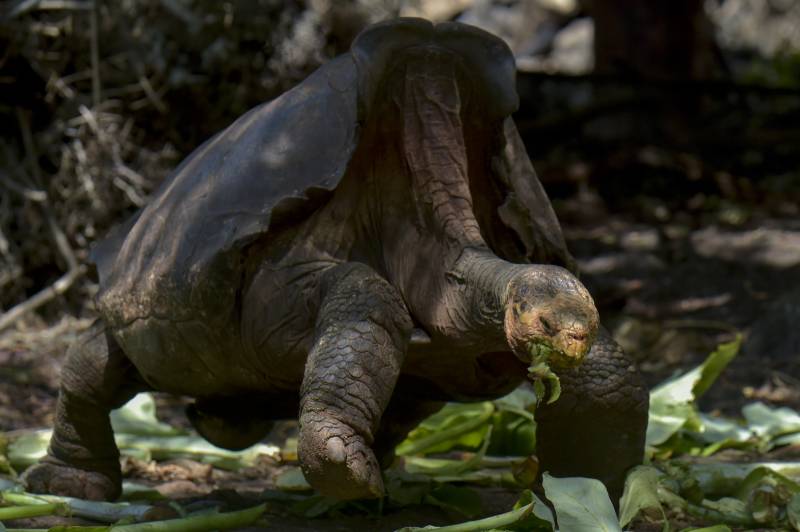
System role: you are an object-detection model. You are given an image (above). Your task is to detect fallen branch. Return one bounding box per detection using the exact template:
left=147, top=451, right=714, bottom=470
left=5, top=0, right=91, bottom=19
left=0, top=170, right=47, bottom=202
left=0, top=264, right=86, bottom=332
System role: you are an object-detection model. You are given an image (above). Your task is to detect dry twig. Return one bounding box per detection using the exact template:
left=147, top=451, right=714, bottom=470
left=0, top=265, right=86, bottom=332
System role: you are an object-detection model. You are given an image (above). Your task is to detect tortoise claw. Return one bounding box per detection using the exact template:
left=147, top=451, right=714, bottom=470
left=22, top=458, right=121, bottom=501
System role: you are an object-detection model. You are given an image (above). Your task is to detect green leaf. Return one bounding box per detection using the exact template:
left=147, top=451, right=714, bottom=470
left=385, top=471, right=433, bottom=507
left=680, top=526, right=732, bottom=532
left=528, top=362, right=561, bottom=405
left=291, top=495, right=343, bottom=518
left=677, top=461, right=800, bottom=499
left=0, top=502, right=66, bottom=520
left=12, top=396, right=277, bottom=476
left=424, top=485, right=483, bottom=518
left=2, top=491, right=158, bottom=523
left=542, top=473, right=620, bottom=532
left=513, top=489, right=555, bottom=530
left=742, top=402, right=800, bottom=441
left=111, top=503, right=265, bottom=531
left=493, top=387, right=537, bottom=414
left=787, top=492, right=800, bottom=530
left=692, top=335, right=741, bottom=398
left=397, top=403, right=494, bottom=456
left=647, top=403, right=697, bottom=447
left=646, top=337, right=741, bottom=447
left=110, top=394, right=185, bottom=437
left=120, top=482, right=166, bottom=502
left=113, top=434, right=279, bottom=470
left=694, top=413, right=752, bottom=444
left=618, top=466, right=666, bottom=527
left=394, top=489, right=552, bottom=531
left=733, top=466, right=800, bottom=500
left=404, top=426, right=494, bottom=479
left=275, top=467, right=312, bottom=492
left=7, top=429, right=50, bottom=469
left=487, top=411, right=536, bottom=457
left=698, top=497, right=750, bottom=522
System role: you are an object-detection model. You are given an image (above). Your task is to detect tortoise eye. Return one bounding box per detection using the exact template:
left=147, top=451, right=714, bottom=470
left=539, top=316, right=556, bottom=335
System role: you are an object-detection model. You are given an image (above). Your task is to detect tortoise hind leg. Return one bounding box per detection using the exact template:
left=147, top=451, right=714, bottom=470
left=22, top=321, right=148, bottom=501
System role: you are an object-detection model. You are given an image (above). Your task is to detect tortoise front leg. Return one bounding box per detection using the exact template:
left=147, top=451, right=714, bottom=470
left=299, top=263, right=412, bottom=500
left=534, top=328, right=648, bottom=504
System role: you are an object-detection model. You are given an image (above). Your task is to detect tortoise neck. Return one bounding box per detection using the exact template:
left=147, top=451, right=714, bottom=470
left=360, top=56, right=506, bottom=341
left=398, top=52, right=486, bottom=249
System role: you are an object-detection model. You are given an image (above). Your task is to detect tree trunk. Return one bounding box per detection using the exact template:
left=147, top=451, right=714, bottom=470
left=586, top=0, right=721, bottom=80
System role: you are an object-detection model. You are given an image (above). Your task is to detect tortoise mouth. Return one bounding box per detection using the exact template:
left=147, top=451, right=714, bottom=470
left=504, top=302, right=593, bottom=371
left=525, top=339, right=584, bottom=370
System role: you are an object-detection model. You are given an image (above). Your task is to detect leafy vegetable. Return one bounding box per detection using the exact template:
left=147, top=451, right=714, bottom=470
left=111, top=503, right=265, bottom=531
left=395, top=489, right=553, bottom=531
left=0, top=501, right=66, bottom=520
left=618, top=465, right=666, bottom=528
left=743, top=402, right=800, bottom=443
left=528, top=361, right=561, bottom=405
left=2, top=491, right=161, bottom=523
left=7, top=430, right=50, bottom=470
left=646, top=335, right=741, bottom=447
left=396, top=402, right=494, bottom=456
left=542, top=473, right=621, bottom=532
left=7, top=393, right=280, bottom=472
left=109, top=394, right=184, bottom=437
left=274, top=466, right=312, bottom=492
left=527, top=343, right=562, bottom=405
left=0, top=492, right=264, bottom=531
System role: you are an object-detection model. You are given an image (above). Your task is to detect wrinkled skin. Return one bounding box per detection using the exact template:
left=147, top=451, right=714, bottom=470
left=24, top=19, right=647, bottom=504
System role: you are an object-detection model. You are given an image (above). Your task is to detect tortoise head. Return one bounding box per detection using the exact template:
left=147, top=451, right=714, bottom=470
left=503, top=266, right=599, bottom=369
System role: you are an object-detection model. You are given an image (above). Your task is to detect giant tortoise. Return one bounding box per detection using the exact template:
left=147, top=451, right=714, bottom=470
left=23, top=18, right=648, bottom=502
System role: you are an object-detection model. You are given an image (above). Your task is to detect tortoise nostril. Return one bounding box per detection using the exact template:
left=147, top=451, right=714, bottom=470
left=569, top=331, right=587, bottom=342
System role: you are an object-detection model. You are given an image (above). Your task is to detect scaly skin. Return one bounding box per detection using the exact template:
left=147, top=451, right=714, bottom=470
left=535, top=328, right=649, bottom=503
left=298, top=263, right=412, bottom=500
left=22, top=323, right=148, bottom=500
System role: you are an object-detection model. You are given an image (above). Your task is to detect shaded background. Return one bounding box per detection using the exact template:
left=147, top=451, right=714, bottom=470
left=0, top=0, right=799, bottom=427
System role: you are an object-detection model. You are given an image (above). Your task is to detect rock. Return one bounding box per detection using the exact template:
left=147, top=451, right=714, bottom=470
left=691, top=226, right=800, bottom=269
left=709, top=0, right=800, bottom=57
left=516, top=17, right=594, bottom=74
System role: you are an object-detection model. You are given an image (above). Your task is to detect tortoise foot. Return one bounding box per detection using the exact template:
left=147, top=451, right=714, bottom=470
left=22, top=458, right=121, bottom=501
left=299, top=420, right=384, bottom=500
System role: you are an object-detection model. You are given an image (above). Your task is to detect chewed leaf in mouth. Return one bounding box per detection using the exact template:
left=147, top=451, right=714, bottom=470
left=527, top=342, right=562, bottom=405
